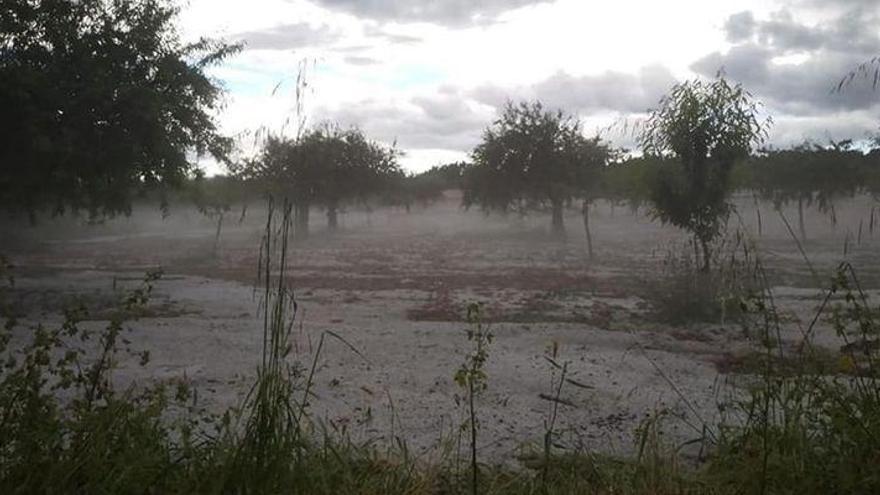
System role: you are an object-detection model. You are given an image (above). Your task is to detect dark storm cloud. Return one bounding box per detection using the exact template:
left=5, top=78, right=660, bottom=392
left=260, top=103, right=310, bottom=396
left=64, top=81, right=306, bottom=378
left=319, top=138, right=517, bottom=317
left=308, top=0, right=550, bottom=26
left=696, top=7, right=880, bottom=115
left=235, top=22, right=339, bottom=50
left=722, top=7, right=880, bottom=55
left=471, top=66, right=677, bottom=115
left=724, top=11, right=755, bottom=43
left=693, top=5, right=880, bottom=144
left=692, top=45, right=879, bottom=114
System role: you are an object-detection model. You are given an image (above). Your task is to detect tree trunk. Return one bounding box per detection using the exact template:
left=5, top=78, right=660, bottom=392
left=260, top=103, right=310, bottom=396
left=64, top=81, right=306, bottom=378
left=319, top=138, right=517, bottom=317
left=798, top=196, right=806, bottom=242
left=551, top=199, right=565, bottom=238
left=753, top=193, right=763, bottom=237
left=699, top=236, right=711, bottom=273
left=295, top=202, right=310, bottom=240
left=327, top=203, right=338, bottom=231
left=213, top=211, right=224, bottom=258
left=829, top=202, right=837, bottom=230
left=582, top=200, right=594, bottom=259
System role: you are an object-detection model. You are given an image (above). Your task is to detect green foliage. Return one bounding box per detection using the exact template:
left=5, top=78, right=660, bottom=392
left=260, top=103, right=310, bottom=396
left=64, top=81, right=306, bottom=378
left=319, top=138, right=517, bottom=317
left=454, top=304, right=493, bottom=392
left=710, top=262, right=880, bottom=494
left=0, top=270, right=199, bottom=493
left=0, top=0, right=240, bottom=219
left=866, top=146, right=880, bottom=202
left=188, top=173, right=250, bottom=255
left=601, top=156, right=667, bottom=212
left=747, top=141, right=867, bottom=237
left=640, top=75, right=769, bottom=270
left=645, top=230, right=759, bottom=325
left=465, top=101, right=611, bottom=234
left=397, top=162, right=469, bottom=208
left=454, top=303, right=493, bottom=495
left=189, top=174, right=248, bottom=219
left=241, top=124, right=402, bottom=234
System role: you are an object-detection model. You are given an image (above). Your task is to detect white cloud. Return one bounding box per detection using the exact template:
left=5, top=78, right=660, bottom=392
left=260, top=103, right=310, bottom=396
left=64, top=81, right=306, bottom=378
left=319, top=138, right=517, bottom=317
left=178, top=0, right=880, bottom=172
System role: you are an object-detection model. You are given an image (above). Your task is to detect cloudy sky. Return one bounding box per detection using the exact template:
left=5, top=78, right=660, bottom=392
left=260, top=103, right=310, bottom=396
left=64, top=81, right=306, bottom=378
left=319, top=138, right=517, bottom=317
left=178, top=0, right=880, bottom=173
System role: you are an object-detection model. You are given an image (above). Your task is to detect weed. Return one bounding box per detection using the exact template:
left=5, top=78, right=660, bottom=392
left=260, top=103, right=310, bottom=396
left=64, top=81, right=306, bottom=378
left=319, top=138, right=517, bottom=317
left=646, top=229, right=760, bottom=325
left=710, top=261, right=880, bottom=494
left=454, top=302, right=492, bottom=495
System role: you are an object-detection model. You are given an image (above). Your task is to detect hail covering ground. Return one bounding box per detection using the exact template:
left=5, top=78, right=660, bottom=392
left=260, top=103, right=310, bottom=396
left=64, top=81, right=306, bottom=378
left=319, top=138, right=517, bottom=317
left=3, top=193, right=878, bottom=460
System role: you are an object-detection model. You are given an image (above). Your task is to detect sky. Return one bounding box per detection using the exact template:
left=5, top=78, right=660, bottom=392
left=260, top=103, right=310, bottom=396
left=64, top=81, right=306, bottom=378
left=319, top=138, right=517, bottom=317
left=176, top=0, right=880, bottom=174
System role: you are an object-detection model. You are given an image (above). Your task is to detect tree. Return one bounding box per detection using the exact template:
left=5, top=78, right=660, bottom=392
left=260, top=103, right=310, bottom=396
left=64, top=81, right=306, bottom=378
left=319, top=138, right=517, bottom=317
left=601, top=156, right=661, bottom=214
left=576, top=141, right=614, bottom=258
left=242, top=125, right=401, bottom=238
left=188, top=173, right=248, bottom=257
left=396, top=162, right=468, bottom=210
left=465, top=101, right=610, bottom=238
left=750, top=141, right=864, bottom=241
left=639, top=75, right=769, bottom=271
left=0, top=0, right=239, bottom=219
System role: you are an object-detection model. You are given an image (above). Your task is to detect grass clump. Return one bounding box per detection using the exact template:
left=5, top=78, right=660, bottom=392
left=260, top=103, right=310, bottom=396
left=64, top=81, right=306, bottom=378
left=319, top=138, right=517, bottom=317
left=646, top=230, right=759, bottom=325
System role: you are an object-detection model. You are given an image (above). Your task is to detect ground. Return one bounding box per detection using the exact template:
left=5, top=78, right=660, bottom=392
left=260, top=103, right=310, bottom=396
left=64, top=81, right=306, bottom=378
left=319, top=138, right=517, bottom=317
left=2, top=191, right=879, bottom=463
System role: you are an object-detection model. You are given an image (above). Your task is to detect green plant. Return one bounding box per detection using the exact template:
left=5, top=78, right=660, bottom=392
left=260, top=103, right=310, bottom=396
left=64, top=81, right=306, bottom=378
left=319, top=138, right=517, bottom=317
left=709, top=262, right=880, bottom=494
left=465, top=100, right=611, bottom=237
left=240, top=125, right=402, bottom=238
left=0, top=269, right=206, bottom=493
left=639, top=74, right=770, bottom=271
left=646, top=229, right=759, bottom=325
left=0, top=0, right=240, bottom=219
left=541, top=340, right=570, bottom=489
left=189, top=173, right=249, bottom=257
left=454, top=302, right=493, bottom=495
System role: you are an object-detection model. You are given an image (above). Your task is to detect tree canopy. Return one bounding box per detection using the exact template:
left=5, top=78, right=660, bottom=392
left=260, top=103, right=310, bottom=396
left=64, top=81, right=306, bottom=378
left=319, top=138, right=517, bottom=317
left=464, top=101, right=611, bottom=235
left=0, top=0, right=239, bottom=218
left=242, top=124, right=402, bottom=236
left=639, top=75, right=770, bottom=270
left=745, top=140, right=865, bottom=239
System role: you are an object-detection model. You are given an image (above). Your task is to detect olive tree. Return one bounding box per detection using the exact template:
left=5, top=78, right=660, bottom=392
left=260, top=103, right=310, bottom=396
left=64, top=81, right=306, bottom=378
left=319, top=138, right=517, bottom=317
left=465, top=101, right=610, bottom=239
left=639, top=75, right=770, bottom=271
left=0, top=0, right=239, bottom=219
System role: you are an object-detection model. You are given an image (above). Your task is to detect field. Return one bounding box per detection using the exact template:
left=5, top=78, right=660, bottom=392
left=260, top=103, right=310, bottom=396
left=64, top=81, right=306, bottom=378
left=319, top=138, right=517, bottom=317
left=2, top=191, right=880, bottom=464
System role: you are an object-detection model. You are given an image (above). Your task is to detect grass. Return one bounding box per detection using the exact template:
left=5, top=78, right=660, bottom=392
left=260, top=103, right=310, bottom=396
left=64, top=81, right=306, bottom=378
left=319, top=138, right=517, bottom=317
left=2, top=205, right=880, bottom=493
left=646, top=229, right=761, bottom=326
